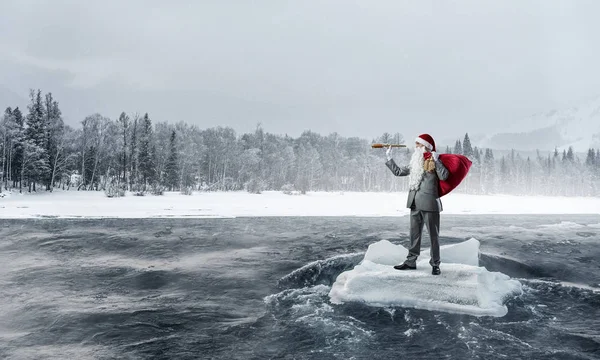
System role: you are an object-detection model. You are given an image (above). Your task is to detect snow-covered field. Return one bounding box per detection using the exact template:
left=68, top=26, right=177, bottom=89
left=1, top=190, right=599, bottom=218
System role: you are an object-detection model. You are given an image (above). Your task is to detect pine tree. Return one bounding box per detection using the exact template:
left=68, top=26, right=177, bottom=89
left=454, top=139, right=462, bottom=155
left=483, top=149, right=494, bottom=166
left=117, top=112, right=129, bottom=186
left=25, top=89, right=50, bottom=191
left=595, top=148, right=600, bottom=196
left=44, top=92, right=64, bottom=190
left=255, top=123, right=266, bottom=180
left=566, top=146, right=574, bottom=162
left=585, top=148, right=595, bottom=166
left=165, top=130, right=180, bottom=190
left=583, top=148, right=596, bottom=196
left=25, top=90, right=46, bottom=147
left=473, top=146, right=481, bottom=163
left=445, top=145, right=452, bottom=154
left=481, top=149, right=495, bottom=193
left=138, top=113, right=156, bottom=187
left=499, top=155, right=508, bottom=192
left=0, top=107, right=12, bottom=190
left=463, top=133, right=473, bottom=158
left=21, top=139, right=47, bottom=193
left=129, top=114, right=139, bottom=189
left=526, top=157, right=533, bottom=193
left=11, top=107, right=24, bottom=189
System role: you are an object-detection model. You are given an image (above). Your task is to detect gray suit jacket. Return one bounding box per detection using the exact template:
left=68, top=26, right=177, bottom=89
left=386, top=158, right=449, bottom=212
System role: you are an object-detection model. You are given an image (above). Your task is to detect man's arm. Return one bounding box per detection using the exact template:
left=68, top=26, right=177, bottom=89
left=386, top=159, right=410, bottom=177
left=432, top=152, right=449, bottom=180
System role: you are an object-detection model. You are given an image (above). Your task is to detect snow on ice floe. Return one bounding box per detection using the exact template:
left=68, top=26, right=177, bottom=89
left=329, top=238, right=523, bottom=317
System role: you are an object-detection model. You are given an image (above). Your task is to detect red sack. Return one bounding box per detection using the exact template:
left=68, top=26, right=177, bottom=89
left=437, top=154, right=472, bottom=197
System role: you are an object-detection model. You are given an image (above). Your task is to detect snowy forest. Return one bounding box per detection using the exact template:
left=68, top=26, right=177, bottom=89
left=1, top=89, right=599, bottom=197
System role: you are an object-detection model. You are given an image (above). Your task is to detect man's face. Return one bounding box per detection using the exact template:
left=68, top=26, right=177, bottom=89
left=415, top=142, right=429, bottom=153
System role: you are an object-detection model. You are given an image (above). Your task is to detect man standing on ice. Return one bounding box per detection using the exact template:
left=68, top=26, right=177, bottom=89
left=385, top=134, right=449, bottom=275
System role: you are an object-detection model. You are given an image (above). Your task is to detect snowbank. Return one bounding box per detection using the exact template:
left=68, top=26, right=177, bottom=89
left=329, top=239, right=523, bottom=317
left=0, top=190, right=599, bottom=219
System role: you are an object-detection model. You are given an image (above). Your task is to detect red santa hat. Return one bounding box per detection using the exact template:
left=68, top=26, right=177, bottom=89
left=415, top=134, right=436, bottom=152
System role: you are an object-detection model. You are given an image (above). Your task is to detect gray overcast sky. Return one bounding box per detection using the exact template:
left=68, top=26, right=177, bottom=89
left=1, top=0, right=599, bottom=143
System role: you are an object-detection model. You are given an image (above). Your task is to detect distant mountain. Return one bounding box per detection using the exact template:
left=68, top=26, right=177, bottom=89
left=478, top=96, right=600, bottom=152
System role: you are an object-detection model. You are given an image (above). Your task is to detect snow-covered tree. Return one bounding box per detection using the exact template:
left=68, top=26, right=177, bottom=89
left=454, top=140, right=463, bottom=155
left=10, top=107, right=24, bottom=189
left=44, top=92, right=65, bottom=190
left=25, top=89, right=50, bottom=191
left=462, top=133, right=473, bottom=158
left=295, top=143, right=322, bottom=194
left=165, top=130, right=180, bottom=190
left=138, top=113, right=156, bottom=187
left=117, top=112, right=129, bottom=186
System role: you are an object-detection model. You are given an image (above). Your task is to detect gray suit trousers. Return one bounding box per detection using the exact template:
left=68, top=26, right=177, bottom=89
left=405, top=209, right=440, bottom=267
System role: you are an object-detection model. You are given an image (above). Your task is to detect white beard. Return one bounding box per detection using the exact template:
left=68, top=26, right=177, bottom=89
left=408, top=146, right=426, bottom=191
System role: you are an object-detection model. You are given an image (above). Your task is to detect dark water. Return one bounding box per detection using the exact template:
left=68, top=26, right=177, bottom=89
left=0, top=215, right=599, bottom=359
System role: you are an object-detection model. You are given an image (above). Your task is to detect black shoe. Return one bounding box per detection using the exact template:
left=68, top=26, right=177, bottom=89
left=432, top=266, right=441, bottom=275
left=394, top=263, right=416, bottom=270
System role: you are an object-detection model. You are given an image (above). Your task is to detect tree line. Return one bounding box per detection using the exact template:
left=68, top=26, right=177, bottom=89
left=1, top=89, right=599, bottom=197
